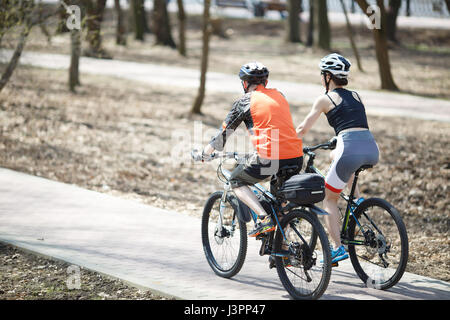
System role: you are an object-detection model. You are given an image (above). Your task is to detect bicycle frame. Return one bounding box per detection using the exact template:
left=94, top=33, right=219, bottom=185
left=205, top=150, right=329, bottom=247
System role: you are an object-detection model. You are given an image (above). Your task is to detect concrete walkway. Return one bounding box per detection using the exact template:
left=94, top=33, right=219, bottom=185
left=0, top=168, right=449, bottom=300
left=1, top=50, right=449, bottom=122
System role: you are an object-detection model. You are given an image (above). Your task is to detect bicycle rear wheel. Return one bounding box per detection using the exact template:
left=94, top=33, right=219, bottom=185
left=347, top=198, right=409, bottom=290
left=201, top=191, right=248, bottom=278
left=273, top=209, right=332, bottom=300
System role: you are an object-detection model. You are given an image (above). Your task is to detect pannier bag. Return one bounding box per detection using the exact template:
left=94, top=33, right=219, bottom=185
left=277, top=173, right=325, bottom=205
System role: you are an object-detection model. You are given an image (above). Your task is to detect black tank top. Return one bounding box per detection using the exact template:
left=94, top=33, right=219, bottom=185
left=325, top=88, right=369, bottom=135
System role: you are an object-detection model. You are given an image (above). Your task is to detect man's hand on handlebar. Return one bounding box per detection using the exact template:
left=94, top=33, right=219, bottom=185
left=191, top=149, right=215, bottom=162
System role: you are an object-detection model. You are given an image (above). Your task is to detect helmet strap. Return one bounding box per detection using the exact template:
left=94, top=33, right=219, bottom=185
left=242, top=81, right=248, bottom=93
left=323, top=73, right=331, bottom=94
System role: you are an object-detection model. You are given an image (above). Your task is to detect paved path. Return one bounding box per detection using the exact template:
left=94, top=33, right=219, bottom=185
left=0, top=168, right=449, bottom=300
left=1, top=50, right=449, bottom=122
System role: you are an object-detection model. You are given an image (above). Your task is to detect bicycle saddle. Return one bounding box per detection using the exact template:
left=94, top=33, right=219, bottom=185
left=357, top=164, right=373, bottom=172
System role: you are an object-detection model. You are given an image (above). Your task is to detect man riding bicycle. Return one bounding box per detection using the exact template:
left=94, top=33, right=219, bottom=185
left=194, top=62, right=303, bottom=237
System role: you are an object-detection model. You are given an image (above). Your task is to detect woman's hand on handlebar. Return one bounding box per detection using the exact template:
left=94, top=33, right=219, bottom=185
left=303, top=137, right=337, bottom=153
left=327, top=137, right=337, bottom=150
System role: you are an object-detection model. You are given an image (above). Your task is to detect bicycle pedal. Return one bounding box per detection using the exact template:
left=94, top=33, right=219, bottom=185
left=331, top=262, right=339, bottom=267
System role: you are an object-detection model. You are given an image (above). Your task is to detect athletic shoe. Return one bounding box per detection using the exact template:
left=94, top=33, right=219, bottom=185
left=354, top=197, right=364, bottom=207
left=248, top=216, right=275, bottom=237
left=331, top=245, right=349, bottom=264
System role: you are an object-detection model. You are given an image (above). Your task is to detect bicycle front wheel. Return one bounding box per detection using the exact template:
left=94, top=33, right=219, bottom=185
left=201, top=191, right=248, bottom=278
left=274, top=209, right=332, bottom=300
left=347, top=198, right=409, bottom=290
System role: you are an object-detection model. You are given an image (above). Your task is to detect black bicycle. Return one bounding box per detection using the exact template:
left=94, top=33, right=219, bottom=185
left=192, top=150, right=332, bottom=300
left=303, top=139, right=409, bottom=290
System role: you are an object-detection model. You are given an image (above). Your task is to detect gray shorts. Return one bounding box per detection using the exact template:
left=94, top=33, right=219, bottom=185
left=325, top=130, right=379, bottom=192
left=229, top=154, right=303, bottom=192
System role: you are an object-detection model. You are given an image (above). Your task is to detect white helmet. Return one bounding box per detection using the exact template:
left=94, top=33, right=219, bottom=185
left=319, top=53, right=351, bottom=78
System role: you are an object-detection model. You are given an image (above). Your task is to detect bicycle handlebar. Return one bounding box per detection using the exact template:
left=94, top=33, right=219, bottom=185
left=303, top=138, right=337, bottom=155
left=191, top=149, right=251, bottom=162
left=192, top=137, right=336, bottom=163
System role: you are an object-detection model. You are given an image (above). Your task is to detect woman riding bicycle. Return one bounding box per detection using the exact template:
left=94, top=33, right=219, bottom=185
left=296, top=53, right=380, bottom=264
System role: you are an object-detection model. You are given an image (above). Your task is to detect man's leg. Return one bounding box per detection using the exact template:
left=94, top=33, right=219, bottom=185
left=233, top=186, right=267, bottom=217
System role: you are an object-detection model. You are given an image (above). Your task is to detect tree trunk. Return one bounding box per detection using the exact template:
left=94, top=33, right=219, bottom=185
left=82, top=0, right=111, bottom=59
left=153, top=0, right=176, bottom=48
left=306, top=0, right=313, bottom=46
left=114, top=0, right=127, bottom=45
left=177, top=0, right=186, bottom=56
left=191, top=0, right=211, bottom=114
left=286, top=0, right=301, bottom=43
left=69, top=27, right=81, bottom=92
left=355, top=0, right=398, bottom=91
left=0, top=3, right=57, bottom=92
left=0, top=24, right=31, bottom=92
left=56, top=3, right=70, bottom=34
left=339, top=0, right=363, bottom=71
left=386, top=0, right=401, bottom=42
left=313, top=0, right=330, bottom=50
left=130, top=0, right=145, bottom=41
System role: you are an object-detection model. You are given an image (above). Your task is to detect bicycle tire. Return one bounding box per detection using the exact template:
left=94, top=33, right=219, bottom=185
left=201, top=191, right=248, bottom=278
left=273, top=209, right=332, bottom=300
left=347, top=198, right=409, bottom=290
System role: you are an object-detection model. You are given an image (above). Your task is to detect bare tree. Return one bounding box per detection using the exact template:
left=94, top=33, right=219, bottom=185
left=0, top=1, right=57, bottom=92
left=153, top=0, right=176, bottom=48
left=306, top=0, right=313, bottom=46
left=386, top=0, right=402, bottom=43
left=339, top=0, right=363, bottom=71
left=82, top=0, right=111, bottom=59
left=355, top=0, right=398, bottom=91
left=114, top=0, right=127, bottom=45
left=191, top=0, right=211, bottom=114
left=313, top=0, right=330, bottom=50
left=130, top=0, right=146, bottom=41
left=286, top=0, right=302, bottom=43
left=69, top=26, right=81, bottom=92
left=177, top=0, right=186, bottom=56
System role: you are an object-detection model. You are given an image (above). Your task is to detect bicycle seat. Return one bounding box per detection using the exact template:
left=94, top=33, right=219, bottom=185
left=278, top=165, right=300, bottom=176
left=358, top=164, right=373, bottom=171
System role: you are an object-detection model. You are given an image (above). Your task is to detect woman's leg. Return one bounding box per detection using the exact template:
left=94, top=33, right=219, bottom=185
left=346, top=173, right=360, bottom=198
left=323, top=188, right=342, bottom=249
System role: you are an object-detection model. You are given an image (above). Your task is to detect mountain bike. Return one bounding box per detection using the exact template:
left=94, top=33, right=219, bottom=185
left=303, top=139, right=409, bottom=290
left=192, top=150, right=332, bottom=300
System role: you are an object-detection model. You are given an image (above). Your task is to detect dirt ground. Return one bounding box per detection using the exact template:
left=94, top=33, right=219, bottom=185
left=0, top=10, right=449, bottom=297
left=0, top=242, right=170, bottom=300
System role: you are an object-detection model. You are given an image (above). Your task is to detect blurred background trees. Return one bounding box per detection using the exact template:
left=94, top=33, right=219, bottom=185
left=1, top=0, right=449, bottom=99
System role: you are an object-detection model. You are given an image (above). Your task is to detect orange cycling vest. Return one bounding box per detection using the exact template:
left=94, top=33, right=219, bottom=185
left=210, top=85, right=303, bottom=160
left=249, top=86, right=302, bottom=159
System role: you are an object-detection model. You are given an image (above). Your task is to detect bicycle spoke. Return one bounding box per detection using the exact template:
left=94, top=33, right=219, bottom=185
left=202, top=192, right=247, bottom=278
left=276, top=213, right=330, bottom=299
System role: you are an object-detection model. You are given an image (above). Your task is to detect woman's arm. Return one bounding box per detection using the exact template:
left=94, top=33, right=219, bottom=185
left=296, top=95, right=328, bottom=139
